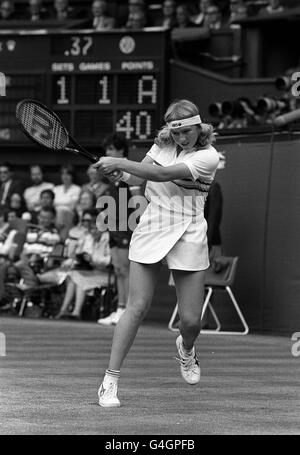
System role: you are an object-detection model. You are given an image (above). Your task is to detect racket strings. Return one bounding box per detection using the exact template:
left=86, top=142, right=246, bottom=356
left=17, top=102, right=68, bottom=150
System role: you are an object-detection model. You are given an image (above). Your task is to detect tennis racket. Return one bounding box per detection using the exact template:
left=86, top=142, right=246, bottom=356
left=16, top=99, right=100, bottom=164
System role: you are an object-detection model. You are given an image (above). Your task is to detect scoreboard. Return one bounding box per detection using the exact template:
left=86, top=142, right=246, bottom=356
left=0, top=29, right=168, bottom=146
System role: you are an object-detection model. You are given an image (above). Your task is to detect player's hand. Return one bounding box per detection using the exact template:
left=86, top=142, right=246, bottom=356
left=93, top=157, right=121, bottom=175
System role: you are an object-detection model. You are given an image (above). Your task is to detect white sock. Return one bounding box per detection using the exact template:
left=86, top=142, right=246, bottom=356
left=104, top=369, right=120, bottom=384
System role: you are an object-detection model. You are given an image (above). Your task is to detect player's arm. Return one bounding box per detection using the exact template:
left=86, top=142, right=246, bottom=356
left=94, top=157, right=192, bottom=182
left=121, top=155, right=154, bottom=185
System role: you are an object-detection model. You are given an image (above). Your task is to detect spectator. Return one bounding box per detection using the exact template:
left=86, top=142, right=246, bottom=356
left=96, top=134, right=140, bottom=326
left=82, top=165, right=109, bottom=200
left=8, top=193, right=27, bottom=219
left=0, top=162, right=23, bottom=210
left=74, top=189, right=96, bottom=224
left=13, top=207, right=61, bottom=288
left=192, top=0, right=212, bottom=26
left=0, top=207, right=9, bottom=241
left=229, top=0, right=247, bottom=23
left=126, top=0, right=151, bottom=28
left=0, top=1, right=16, bottom=20
left=204, top=180, right=223, bottom=262
left=126, top=9, right=147, bottom=29
left=23, top=164, right=54, bottom=213
left=56, top=212, right=111, bottom=320
left=50, top=0, right=80, bottom=20
left=0, top=208, right=18, bottom=303
left=53, top=165, right=81, bottom=214
left=204, top=5, right=222, bottom=29
left=21, top=207, right=61, bottom=258
left=23, top=188, right=55, bottom=224
left=37, top=208, right=98, bottom=289
left=176, top=4, right=195, bottom=28
left=86, top=0, right=116, bottom=30
left=262, top=0, right=284, bottom=15
left=23, top=0, right=49, bottom=21
left=64, top=208, right=98, bottom=258
left=157, top=0, right=177, bottom=29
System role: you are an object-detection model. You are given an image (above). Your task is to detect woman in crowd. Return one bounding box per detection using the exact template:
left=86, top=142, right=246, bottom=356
left=55, top=209, right=111, bottom=319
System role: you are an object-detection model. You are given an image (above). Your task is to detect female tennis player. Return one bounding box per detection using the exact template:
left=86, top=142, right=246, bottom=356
left=93, top=99, right=219, bottom=407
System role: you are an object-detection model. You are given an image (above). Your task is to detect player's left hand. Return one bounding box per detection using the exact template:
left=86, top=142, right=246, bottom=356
left=93, top=157, right=120, bottom=175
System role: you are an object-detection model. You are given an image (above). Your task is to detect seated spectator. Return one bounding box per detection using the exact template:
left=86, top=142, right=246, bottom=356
left=126, top=9, right=147, bottom=29
left=0, top=207, right=9, bottom=241
left=13, top=207, right=62, bottom=288
left=23, top=165, right=54, bottom=213
left=0, top=208, right=17, bottom=303
left=156, top=0, right=177, bottom=29
left=23, top=0, right=49, bottom=21
left=261, top=0, right=284, bottom=15
left=53, top=165, right=81, bottom=214
left=82, top=0, right=116, bottom=30
left=37, top=208, right=99, bottom=288
left=229, top=0, right=247, bottom=23
left=55, top=215, right=110, bottom=320
left=49, top=0, right=81, bottom=20
left=74, top=189, right=96, bottom=224
left=0, top=207, right=18, bottom=259
left=8, top=193, right=27, bottom=219
left=192, top=0, right=213, bottom=26
left=126, top=0, right=152, bottom=28
left=21, top=207, right=61, bottom=258
left=204, top=5, right=222, bottom=29
left=82, top=165, right=109, bottom=201
left=24, top=188, right=55, bottom=224
left=64, top=208, right=98, bottom=258
left=0, top=162, right=23, bottom=210
left=0, top=0, right=17, bottom=20
left=176, top=4, right=195, bottom=28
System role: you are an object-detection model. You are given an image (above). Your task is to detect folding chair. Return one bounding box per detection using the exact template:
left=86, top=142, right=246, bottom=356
left=168, top=256, right=249, bottom=335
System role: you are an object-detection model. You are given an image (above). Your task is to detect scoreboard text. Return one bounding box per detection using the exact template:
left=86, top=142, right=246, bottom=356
left=0, top=29, right=168, bottom=145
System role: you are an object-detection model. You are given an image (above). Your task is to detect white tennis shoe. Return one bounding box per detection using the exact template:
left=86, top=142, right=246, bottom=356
left=97, top=308, right=125, bottom=326
left=110, top=308, right=125, bottom=324
left=98, top=380, right=120, bottom=408
left=175, top=335, right=201, bottom=385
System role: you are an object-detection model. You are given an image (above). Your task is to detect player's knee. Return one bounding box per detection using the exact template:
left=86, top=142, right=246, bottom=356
left=127, top=298, right=151, bottom=321
left=180, top=315, right=201, bottom=333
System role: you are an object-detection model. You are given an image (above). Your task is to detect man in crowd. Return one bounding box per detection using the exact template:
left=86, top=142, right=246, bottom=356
left=0, top=162, right=23, bottom=210
left=23, top=165, right=54, bottom=213
left=23, top=0, right=49, bottom=21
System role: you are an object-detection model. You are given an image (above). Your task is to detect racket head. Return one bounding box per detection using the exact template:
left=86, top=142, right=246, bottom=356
left=16, top=99, right=69, bottom=151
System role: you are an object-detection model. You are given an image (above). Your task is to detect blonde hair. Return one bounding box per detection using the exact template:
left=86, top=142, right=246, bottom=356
left=155, top=99, right=215, bottom=148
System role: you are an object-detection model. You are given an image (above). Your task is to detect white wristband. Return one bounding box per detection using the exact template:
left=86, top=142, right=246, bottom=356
left=120, top=171, right=131, bottom=182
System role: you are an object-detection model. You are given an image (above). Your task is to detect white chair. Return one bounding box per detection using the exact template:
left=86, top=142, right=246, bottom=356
left=168, top=256, right=249, bottom=335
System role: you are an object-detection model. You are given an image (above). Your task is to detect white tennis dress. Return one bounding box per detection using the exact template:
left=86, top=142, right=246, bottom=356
left=129, top=143, right=219, bottom=270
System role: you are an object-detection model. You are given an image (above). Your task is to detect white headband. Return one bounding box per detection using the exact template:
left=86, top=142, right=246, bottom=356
left=167, top=115, right=202, bottom=129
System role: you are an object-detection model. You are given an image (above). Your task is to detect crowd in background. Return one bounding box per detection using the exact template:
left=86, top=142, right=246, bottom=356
left=0, top=0, right=289, bottom=30
left=0, top=134, right=140, bottom=325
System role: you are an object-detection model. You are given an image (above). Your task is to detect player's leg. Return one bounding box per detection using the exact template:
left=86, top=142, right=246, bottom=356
left=172, top=269, right=205, bottom=384
left=98, top=260, right=161, bottom=407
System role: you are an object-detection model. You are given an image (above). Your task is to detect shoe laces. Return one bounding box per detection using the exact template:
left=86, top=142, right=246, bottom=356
left=175, top=346, right=199, bottom=373
left=99, top=381, right=117, bottom=400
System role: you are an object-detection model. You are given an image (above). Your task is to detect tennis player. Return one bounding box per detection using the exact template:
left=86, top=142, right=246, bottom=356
left=93, top=99, right=219, bottom=407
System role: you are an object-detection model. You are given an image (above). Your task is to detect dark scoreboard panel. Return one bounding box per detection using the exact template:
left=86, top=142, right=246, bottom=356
left=0, top=29, right=168, bottom=145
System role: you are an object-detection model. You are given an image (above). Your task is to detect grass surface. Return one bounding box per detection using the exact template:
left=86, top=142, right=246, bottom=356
left=0, top=317, right=299, bottom=435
